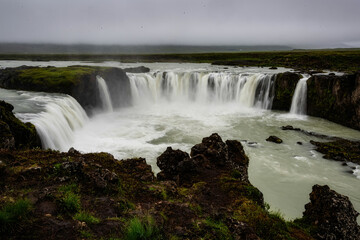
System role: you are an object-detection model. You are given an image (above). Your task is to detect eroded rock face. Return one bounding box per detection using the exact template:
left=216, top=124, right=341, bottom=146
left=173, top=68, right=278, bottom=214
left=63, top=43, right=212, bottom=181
left=272, top=72, right=301, bottom=111
left=303, top=184, right=360, bottom=240
left=307, top=73, right=360, bottom=130
left=0, top=100, right=41, bottom=149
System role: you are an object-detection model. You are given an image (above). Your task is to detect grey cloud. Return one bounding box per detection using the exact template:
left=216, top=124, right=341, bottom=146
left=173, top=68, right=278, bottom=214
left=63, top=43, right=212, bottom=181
left=0, top=0, right=359, bottom=47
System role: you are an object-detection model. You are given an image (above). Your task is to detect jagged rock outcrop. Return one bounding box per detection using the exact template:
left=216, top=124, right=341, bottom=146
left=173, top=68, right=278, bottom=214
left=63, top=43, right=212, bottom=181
left=0, top=100, right=41, bottom=149
left=303, top=185, right=360, bottom=240
left=0, top=66, right=132, bottom=113
left=307, top=73, right=360, bottom=130
left=157, top=133, right=250, bottom=185
left=272, top=72, right=301, bottom=111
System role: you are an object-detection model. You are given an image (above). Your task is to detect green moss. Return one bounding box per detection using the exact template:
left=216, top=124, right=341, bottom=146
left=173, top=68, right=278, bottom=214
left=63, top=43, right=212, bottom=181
left=74, top=211, right=101, bottom=224
left=233, top=199, right=295, bottom=240
left=0, top=199, right=33, bottom=233
left=202, top=218, right=232, bottom=240
left=124, top=215, right=163, bottom=240
left=17, top=66, right=108, bottom=93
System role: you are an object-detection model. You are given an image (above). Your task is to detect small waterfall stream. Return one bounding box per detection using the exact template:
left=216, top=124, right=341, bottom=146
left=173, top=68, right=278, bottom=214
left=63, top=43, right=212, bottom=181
left=96, top=75, right=113, bottom=112
left=290, top=77, right=309, bottom=115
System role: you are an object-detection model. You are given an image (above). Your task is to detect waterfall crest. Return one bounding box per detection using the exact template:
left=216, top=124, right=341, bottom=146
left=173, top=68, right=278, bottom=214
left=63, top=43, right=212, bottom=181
left=96, top=76, right=113, bottom=112
left=128, top=71, right=275, bottom=109
left=290, top=77, right=309, bottom=115
left=30, top=96, right=88, bottom=151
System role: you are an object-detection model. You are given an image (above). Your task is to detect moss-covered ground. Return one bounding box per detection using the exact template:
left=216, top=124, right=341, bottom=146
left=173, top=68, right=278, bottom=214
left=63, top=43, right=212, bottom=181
left=0, top=147, right=314, bottom=240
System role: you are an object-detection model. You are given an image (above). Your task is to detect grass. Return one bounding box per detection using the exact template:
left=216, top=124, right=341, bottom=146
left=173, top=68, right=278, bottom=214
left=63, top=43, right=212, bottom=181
left=74, top=211, right=101, bottom=224
left=202, top=218, right=232, bottom=240
left=1, top=49, right=359, bottom=72
left=0, top=199, right=32, bottom=233
left=234, top=199, right=294, bottom=240
left=59, top=183, right=81, bottom=213
left=124, top=215, right=162, bottom=240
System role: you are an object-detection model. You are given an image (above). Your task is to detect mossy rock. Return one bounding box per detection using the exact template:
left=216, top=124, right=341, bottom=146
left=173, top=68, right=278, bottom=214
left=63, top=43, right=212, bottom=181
left=0, top=100, right=41, bottom=149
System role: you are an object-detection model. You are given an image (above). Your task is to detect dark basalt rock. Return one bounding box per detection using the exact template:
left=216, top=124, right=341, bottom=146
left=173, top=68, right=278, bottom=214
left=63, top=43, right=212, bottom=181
left=156, top=147, right=193, bottom=182
left=266, top=135, right=283, bottom=144
left=303, top=185, right=360, bottom=240
left=272, top=72, right=302, bottom=111
left=307, top=73, right=360, bottom=130
left=310, top=139, right=360, bottom=165
left=0, top=100, right=41, bottom=149
left=123, top=66, right=150, bottom=73
left=191, top=133, right=228, bottom=166
left=157, top=133, right=250, bottom=185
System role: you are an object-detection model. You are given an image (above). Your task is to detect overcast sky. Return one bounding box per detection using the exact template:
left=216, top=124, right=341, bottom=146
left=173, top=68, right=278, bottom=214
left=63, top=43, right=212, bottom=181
left=0, top=0, right=360, bottom=48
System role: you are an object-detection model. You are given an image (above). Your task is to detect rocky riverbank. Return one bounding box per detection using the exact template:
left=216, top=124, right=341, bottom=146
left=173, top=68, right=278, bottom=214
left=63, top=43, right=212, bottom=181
left=1, top=101, right=360, bottom=239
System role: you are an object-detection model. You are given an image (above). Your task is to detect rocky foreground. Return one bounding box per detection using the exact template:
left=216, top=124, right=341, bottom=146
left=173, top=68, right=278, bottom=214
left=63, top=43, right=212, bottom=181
left=1, top=101, right=360, bottom=239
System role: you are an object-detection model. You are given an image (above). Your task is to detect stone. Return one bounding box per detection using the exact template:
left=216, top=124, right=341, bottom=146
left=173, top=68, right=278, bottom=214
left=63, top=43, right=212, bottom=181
left=303, top=185, right=360, bottom=240
left=266, top=136, right=283, bottom=144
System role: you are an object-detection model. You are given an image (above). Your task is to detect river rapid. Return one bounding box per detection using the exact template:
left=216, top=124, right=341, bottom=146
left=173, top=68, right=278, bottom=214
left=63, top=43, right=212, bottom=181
left=1, top=61, right=359, bottom=222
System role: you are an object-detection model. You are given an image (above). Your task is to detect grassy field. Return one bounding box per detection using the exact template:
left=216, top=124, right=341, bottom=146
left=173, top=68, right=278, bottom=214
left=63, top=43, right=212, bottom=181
left=0, top=49, right=360, bottom=72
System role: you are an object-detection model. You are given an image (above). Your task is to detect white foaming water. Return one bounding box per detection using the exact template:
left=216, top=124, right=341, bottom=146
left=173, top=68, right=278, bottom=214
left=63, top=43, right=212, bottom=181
left=128, top=71, right=274, bottom=109
left=0, top=89, right=88, bottom=151
left=290, top=77, right=309, bottom=115
left=1, top=62, right=360, bottom=223
left=96, top=75, right=113, bottom=112
left=31, top=96, right=88, bottom=150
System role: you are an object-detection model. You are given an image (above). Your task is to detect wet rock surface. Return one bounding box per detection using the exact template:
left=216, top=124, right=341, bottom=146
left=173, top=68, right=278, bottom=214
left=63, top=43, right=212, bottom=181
left=307, top=73, right=360, bottom=130
left=310, top=139, right=360, bottom=165
left=123, top=66, right=150, bottom=73
left=0, top=100, right=41, bottom=149
left=272, top=72, right=301, bottom=111
left=266, top=135, right=283, bottom=144
left=303, top=185, right=360, bottom=240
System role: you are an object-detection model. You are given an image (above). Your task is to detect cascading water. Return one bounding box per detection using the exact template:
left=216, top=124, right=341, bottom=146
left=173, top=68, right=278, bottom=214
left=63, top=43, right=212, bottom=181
left=290, top=77, right=309, bottom=115
left=96, top=76, right=113, bottom=112
left=29, top=96, right=89, bottom=151
left=128, top=71, right=275, bottom=109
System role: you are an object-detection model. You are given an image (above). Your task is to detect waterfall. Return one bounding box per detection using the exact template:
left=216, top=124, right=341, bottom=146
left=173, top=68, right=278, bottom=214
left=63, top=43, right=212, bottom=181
left=30, top=96, right=88, bottom=151
left=127, top=71, right=275, bottom=109
left=290, top=77, right=309, bottom=115
left=96, top=76, right=113, bottom=112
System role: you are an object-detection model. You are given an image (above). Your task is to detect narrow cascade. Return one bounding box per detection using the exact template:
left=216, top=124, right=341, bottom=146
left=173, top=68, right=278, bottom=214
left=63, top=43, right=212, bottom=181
left=127, top=71, right=275, bottom=109
left=290, top=77, right=309, bottom=115
left=30, top=96, right=89, bottom=151
left=96, top=76, right=113, bottom=112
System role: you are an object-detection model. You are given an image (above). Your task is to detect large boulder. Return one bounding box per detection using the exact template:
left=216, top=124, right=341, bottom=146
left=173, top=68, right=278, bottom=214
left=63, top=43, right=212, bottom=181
left=0, top=100, right=41, bottom=149
left=190, top=133, right=228, bottom=166
left=303, top=185, right=360, bottom=240
left=157, top=133, right=250, bottom=184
